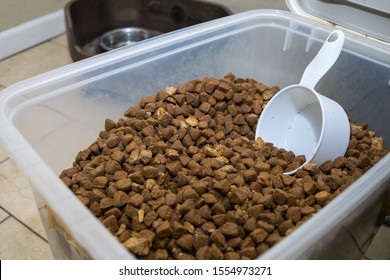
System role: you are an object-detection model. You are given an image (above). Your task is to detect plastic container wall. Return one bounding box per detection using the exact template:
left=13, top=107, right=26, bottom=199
left=0, top=10, right=389, bottom=259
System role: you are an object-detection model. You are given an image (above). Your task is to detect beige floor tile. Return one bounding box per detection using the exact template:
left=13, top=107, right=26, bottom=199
left=0, top=158, right=47, bottom=238
left=0, top=144, right=8, bottom=163
left=0, top=217, right=53, bottom=259
left=51, top=33, right=69, bottom=48
left=0, top=83, right=7, bottom=165
left=0, top=41, right=72, bottom=87
left=365, top=225, right=390, bottom=260
left=0, top=207, right=10, bottom=222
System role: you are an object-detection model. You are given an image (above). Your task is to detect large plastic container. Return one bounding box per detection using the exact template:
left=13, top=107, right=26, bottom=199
left=0, top=9, right=389, bottom=259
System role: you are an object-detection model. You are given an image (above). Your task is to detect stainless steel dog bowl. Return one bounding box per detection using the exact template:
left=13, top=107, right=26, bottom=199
left=99, top=27, right=161, bottom=51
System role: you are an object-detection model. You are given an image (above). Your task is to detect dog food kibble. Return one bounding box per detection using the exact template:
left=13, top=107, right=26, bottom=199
left=60, top=73, right=388, bottom=259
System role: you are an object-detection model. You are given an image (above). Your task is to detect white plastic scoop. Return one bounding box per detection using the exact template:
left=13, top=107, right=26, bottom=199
left=256, top=30, right=350, bottom=175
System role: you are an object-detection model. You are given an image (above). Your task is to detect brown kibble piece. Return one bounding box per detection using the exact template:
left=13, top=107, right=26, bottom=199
left=229, top=187, right=249, bottom=204
left=105, top=119, right=116, bottom=131
left=247, top=205, right=264, bottom=219
left=257, top=220, right=275, bottom=233
left=303, top=180, right=317, bottom=195
left=278, top=219, right=294, bottom=236
left=220, top=222, right=239, bottom=238
left=93, top=176, right=108, bottom=188
left=154, top=249, right=169, bottom=260
left=102, top=215, right=118, bottom=233
left=210, top=229, right=226, bottom=247
left=156, top=220, right=173, bottom=238
left=193, top=234, right=209, bottom=251
left=100, top=197, right=114, bottom=211
left=184, top=209, right=205, bottom=227
left=286, top=207, right=302, bottom=223
left=240, top=247, right=257, bottom=259
left=202, top=193, right=218, bottom=204
left=250, top=228, right=268, bottom=244
left=128, top=193, right=144, bottom=207
left=113, top=191, right=128, bottom=207
left=212, top=214, right=226, bottom=226
left=319, top=160, right=333, bottom=173
left=123, top=236, right=152, bottom=256
left=225, top=252, right=241, bottom=260
left=142, top=166, right=159, bottom=179
left=116, top=178, right=132, bottom=192
left=243, top=217, right=258, bottom=232
left=157, top=205, right=173, bottom=220
left=272, top=189, right=289, bottom=205
left=171, top=221, right=188, bottom=238
left=166, top=161, right=182, bottom=176
left=265, top=232, right=282, bottom=246
left=144, top=211, right=158, bottom=227
left=213, top=179, right=231, bottom=194
left=105, top=160, right=121, bottom=174
left=315, top=191, right=332, bottom=206
left=106, top=135, right=121, bottom=148
left=196, top=246, right=213, bottom=260
left=165, top=193, right=177, bottom=207
left=301, top=206, right=316, bottom=216
left=176, top=234, right=194, bottom=252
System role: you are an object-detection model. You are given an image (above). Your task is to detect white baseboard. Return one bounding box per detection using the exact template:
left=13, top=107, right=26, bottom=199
left=0, top=10, right=65, bottom=60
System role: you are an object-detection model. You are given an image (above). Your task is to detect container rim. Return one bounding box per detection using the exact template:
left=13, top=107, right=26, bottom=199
left=0, top=9, right=389, bottom=259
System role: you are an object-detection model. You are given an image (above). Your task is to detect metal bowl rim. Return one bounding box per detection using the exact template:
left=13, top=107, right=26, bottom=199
left=99, top=27, right=162, bottom=51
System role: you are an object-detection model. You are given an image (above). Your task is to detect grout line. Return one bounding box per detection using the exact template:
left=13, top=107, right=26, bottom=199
left=50, top=41, right=68, bottom=48
left=0, top=214, right=11, bottom=224
left=343, top=225, right=376, bottom=259
left=0, top=206, right=48, bottom=243
left=49, top=35, right=68, bottom=48
left=0, top=157, right=10, bottom=165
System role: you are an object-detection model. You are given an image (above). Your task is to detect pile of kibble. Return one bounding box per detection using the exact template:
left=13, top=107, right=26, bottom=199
left=60, top=73, right=388, bottom=260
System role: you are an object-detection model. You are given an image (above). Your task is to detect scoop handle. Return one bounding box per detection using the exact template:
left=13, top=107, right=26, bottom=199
left=300, top=30, right=345, bottom=89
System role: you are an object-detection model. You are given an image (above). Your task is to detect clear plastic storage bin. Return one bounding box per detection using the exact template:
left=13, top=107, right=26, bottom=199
left=0, top=9, right=389, bottom=259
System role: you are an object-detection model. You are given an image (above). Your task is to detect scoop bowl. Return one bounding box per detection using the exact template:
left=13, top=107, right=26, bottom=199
left=255, top=30, right=350, bottom=175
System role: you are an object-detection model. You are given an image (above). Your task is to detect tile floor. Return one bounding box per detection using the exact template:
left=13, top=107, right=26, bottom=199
left=0, top=0, right=389, bottom=260
left=0, top=34, right=72, bottom=259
